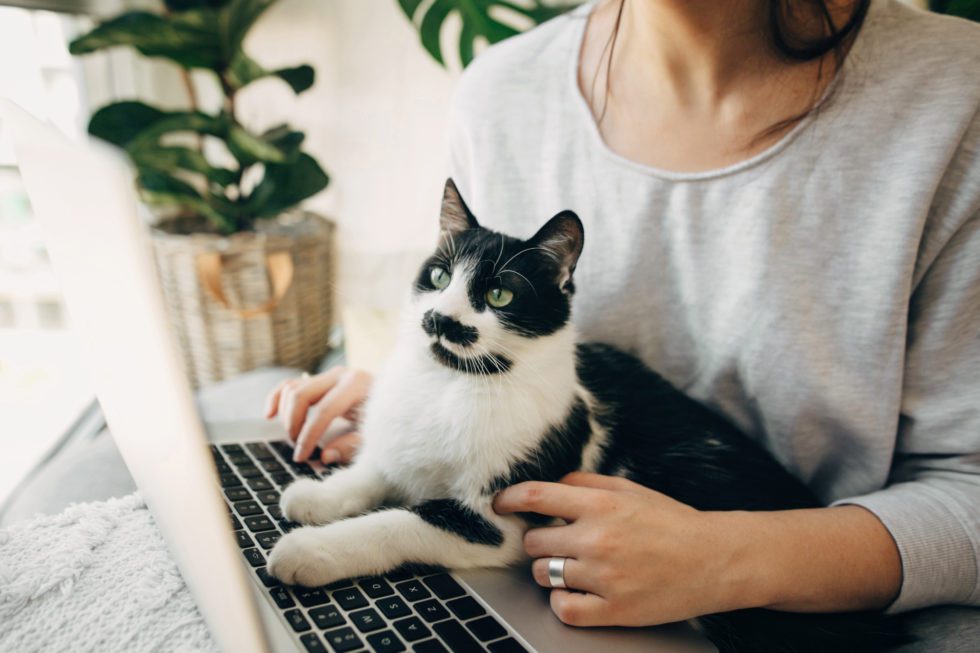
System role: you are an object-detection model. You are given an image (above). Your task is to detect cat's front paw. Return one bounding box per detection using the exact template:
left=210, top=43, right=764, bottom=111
left=267, top=527, right=351, bottom=587
left=280, top=476, right=374, bottom=526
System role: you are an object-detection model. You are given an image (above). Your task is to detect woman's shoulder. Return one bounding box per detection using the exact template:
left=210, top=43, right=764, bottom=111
left=866, top=0, right=980, bottom=82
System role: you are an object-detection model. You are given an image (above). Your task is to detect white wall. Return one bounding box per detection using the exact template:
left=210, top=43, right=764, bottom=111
left=240, top=0, right=459, bottom=311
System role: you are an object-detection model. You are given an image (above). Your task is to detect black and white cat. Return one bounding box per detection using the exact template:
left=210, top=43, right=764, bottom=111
left=268, top=179, right=903, bottom=653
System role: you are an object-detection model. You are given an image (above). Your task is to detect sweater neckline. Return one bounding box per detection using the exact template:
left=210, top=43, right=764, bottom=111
left=565, top=0, right=878, bottom=182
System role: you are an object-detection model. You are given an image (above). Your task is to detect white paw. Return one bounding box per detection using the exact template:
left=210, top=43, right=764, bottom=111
left=280, top=478, right=366, bottom=526
left=267, top=527, right=362, bottom=587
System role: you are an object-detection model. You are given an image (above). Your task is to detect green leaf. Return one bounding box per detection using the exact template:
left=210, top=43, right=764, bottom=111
left=219, top=0, right=275, bottom=56
left=131, top=145, right=236, bottom=186
left=226, top=125, right=288, bottom=164
left=242, top=153, right=328, bottom=218
left=88, top=101, right=168, bottom=148
left=227, top=52, right=315, bottom=93
left=938, top=0, right=980, bottom=21
left=69, top=10, right=223, bottom=70
left=262, top=125, right=305, bottom=158
left=398, top=0, right=577, bottom=67
left=139, top=168, right=235, bottom=232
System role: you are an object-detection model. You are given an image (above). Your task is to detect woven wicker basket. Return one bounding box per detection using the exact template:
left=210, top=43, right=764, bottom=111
left=152, top=212, right=335, bottom=387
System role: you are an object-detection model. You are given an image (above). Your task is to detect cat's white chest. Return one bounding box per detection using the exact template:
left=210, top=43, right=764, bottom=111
left=358, top=339, right=577, bottom=503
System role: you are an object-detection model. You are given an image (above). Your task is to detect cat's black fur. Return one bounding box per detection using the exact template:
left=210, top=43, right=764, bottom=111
left=426, top=179, right=908, bottom=653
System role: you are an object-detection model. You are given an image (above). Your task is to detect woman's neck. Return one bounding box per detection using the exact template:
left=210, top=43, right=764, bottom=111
left=619, top=0, right=774, bottom=106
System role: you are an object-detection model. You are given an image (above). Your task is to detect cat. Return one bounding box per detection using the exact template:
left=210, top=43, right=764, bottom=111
left=267, top=179, right=905, bottom=653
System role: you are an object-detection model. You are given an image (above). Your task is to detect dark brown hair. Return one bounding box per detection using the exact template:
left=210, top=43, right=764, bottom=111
left=592, top=0, right=871, bottom=142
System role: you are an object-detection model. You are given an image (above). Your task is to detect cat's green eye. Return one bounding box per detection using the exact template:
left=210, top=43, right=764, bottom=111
left=486, top=287, right=514, bottom=308
left=430, top=266, right=451, bottom=289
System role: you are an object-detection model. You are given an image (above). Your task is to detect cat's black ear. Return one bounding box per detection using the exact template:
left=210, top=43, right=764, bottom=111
left=440, top=178, right=479, bottom=235
left=529, top=210, right=584, bottom=292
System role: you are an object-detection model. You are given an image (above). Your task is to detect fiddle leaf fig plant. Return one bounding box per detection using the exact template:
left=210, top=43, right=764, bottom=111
left=69, top=0, right=328, bottom=235
left=397, top=0, right=578, bottom=67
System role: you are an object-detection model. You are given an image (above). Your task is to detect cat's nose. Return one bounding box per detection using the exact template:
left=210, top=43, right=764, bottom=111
left=422, top=310, right=478, bottom=346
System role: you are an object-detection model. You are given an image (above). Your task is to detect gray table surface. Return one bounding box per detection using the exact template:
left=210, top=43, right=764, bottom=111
left=2, top=366, right=976, bottom=652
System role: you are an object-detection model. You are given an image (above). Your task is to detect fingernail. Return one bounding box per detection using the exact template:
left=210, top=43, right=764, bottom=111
left=321, top=449, right=340, bottom=464
left=292, top=452, right=302, bottom=463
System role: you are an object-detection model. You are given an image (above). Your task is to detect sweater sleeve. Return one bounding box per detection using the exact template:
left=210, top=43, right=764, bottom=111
left=834, top=211, right=980, bottom=613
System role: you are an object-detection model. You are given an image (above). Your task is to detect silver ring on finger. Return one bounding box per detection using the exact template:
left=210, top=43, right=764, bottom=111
left=547, top=557, right=568, bottom=589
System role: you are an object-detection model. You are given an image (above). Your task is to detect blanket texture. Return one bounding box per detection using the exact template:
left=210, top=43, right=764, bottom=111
left=0, top=493, right=218, bottom=653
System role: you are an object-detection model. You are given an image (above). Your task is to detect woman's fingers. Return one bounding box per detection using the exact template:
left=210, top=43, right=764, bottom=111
left=280, top=367, right=346, bottom=441
left=293, top=370, right=371, bottom=462
left=493, top=481, right=595, bottom=522
left=320, top=432, right=362, bottom=465
left=264, top=380, right=288, bottom=418
left=549, top=589, right=613, bottom=627
left=530, top=557, right=598, bottom=594
left=522, top=524, right=579, bottom=558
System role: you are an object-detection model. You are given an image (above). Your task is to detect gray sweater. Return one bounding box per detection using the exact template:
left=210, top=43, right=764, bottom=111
left=448, top=0, right=980, bottom=614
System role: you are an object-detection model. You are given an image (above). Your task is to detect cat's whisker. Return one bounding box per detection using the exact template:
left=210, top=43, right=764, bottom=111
left=499, top=269, right=539, bottom=297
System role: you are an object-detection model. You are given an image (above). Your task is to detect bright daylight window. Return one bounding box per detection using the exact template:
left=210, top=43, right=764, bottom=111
left=0, top=7, right=97, bottom=503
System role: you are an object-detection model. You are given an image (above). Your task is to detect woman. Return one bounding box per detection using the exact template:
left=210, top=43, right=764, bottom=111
left=266, top=0, right=980, bottom=647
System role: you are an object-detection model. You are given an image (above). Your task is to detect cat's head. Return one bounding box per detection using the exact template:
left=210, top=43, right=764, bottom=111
left=410, top=178, right=584, bottom=375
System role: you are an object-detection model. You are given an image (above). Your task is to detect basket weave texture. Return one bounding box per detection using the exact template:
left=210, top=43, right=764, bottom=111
left=152, top=212, right=334, bottom=387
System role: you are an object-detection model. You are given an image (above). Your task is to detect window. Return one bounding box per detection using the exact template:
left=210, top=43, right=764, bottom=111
left=0, top=6, right=99, bottom=504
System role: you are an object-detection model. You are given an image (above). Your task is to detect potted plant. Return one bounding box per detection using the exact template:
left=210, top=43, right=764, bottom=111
left=70, top=0, right=334, bottom=387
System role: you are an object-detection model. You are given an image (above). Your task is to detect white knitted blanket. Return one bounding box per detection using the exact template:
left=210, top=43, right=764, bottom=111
left=0, top=493, right=218, bottom=653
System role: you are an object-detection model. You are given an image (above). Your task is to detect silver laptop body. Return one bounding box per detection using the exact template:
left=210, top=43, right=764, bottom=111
left=3, top=99, right=713, bottom=653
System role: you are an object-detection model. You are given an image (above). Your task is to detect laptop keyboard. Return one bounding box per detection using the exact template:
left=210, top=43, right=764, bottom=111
left=212, top=441, right=530, bottom=653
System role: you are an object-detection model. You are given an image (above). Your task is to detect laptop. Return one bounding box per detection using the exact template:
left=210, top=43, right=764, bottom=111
left=2, top=100, right=714, bottom=653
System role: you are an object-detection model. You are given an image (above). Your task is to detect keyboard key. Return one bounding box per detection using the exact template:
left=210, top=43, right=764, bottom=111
left=295, top=587, right=331, bottom=607
left=269, top=586, right=295, bottom=609
left=367, top=630, right=406, bottom=653
left=393, top=617, right=430, bottom=642
left=350, top=607, right=385, bottom=633
left=260, top=460, right=286, bottom=474
left=291, top=463, right=318, bottom=477
left=255, top=530, right=282, bottom=549
left=323, top=626, right=362, bottom=652
left=256, top=490, right=280, bottom=505
left=421, top=574, right=465, bottom=600
left=236, top=465, right=264, bottom=479
left=255, top=567, right=280, bottom=588
left=413, top=641, right=449, bottom=653
left=244, top=515, right=276, bottom=532
left=220, top=473, right=243, bottom=488
left=467, top=616, right=506, bottom=642
left=226, top=452, right=253, bottom=466
left=395, top=580, right=431, bottom=602
left=285, top=608, right=312, bottom=633
left=309, top=604, right=345, bottom=630
left=433, top=620, right=481, bottom=651
left=248, top=477, right=274, bottom=491
left=230, top=514, right=242, bottom=530
left=300, top=633, right=327, bottom=653
left=271, top=472, right=295, bottom=486
left=270, top=441, right=294, bottom=459
left=413, top=599, right=449, bottom=623
left=488, top=638, right=529, bottom=653
left=220, top=444, right=244, bottom=453
left=267, top=505, right=284, bottom=520
left=333, top=587, right=368, bottom=610
left=234, top=500, right=263, bottom=517
left=247, top=442, right=277, bottom=461
left=225, top=487, right=251, bottom=502
left=214, top=460, right=232, bottom=474
left=446, top=596, right=485, bottom=620
left=234, top=530, right=252, bottom=549
left=278, top=519, right=300, bottom=533
left=377, top=596, right=412, bottom=619
left=243, top=548, right=264, bottom=567
left=360, top=577, right=395, bottom=598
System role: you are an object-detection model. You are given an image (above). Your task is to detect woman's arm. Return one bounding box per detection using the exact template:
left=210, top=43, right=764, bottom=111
left=493, top=474, right=901, bottom=626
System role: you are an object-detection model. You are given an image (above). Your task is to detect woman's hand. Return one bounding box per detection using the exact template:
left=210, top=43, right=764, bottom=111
left=494, top=472, right=902, bottom=627
left=493, top=472, right=749, bottom=627
left=264, top=367, right=372, bottom=463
